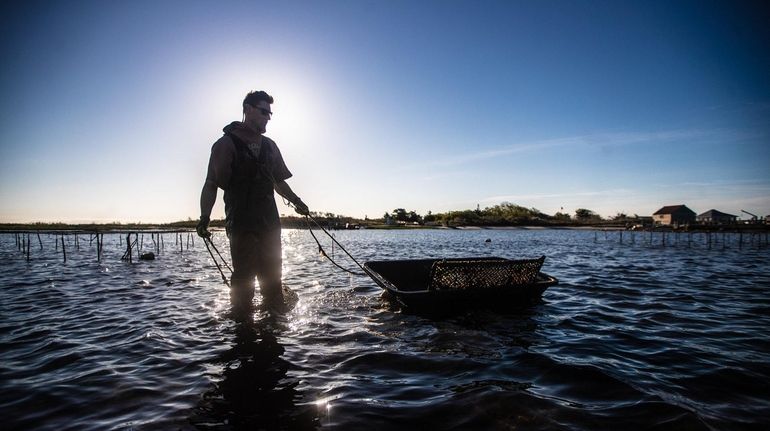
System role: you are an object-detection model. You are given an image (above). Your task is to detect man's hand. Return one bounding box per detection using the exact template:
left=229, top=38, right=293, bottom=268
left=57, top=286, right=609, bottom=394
left=196, top=215, right=211, bottom=238
left=294, top=200, right=309, bottom=216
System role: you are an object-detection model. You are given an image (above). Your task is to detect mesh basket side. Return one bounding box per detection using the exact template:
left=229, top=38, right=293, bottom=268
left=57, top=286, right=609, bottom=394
left=429, top=257, right=545, bottom=290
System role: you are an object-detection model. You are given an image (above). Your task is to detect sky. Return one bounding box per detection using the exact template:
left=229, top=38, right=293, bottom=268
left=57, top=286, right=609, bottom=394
left=1, top=0, right=769, bottom=223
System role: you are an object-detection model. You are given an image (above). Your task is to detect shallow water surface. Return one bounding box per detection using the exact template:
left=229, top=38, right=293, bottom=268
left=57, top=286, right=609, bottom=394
left=1, top=229, right=769, bottom=430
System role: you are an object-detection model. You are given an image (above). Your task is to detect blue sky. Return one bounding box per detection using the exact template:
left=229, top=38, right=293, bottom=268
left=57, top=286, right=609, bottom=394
left=1, top=0, right=769, bottom=222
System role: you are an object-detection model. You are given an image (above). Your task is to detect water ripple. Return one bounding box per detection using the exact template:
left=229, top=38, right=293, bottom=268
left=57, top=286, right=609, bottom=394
left=1, top=229, right=769, bottom=430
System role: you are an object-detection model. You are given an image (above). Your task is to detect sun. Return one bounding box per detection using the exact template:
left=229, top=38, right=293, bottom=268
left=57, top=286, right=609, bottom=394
left=195, top=58, right=329, bottom=157
left=267, top=83, right=324, bottom=151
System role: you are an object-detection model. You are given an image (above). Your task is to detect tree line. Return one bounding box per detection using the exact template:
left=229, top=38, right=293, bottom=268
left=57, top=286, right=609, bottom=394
left=383, top=203, right=642, bottom=227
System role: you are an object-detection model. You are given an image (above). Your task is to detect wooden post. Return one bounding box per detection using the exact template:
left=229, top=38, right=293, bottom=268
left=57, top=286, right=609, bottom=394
left=62, top=235, right=66, bottom=263
left=123, top=233, right=133, bottom=262
left=179, top=234, right=183, bottom=252
left=37, top=232, right=42, bottom=250
left=26, top=234, right=30, bottom=262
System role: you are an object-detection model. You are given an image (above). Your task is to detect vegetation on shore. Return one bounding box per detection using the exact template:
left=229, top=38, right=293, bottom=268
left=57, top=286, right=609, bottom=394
left=379, top=203, right=641, bottom=228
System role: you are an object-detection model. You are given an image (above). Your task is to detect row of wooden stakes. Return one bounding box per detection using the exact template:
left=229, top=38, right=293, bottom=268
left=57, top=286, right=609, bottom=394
left=8, top=231, right=202, bottom=263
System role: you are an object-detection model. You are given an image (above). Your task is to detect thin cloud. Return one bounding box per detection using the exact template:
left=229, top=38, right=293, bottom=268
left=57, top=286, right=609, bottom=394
left=662, top=179, right=770, bottom=191
left=481, top=189, right=635, bottom=203
left=404, top=129, right=721, bottom=170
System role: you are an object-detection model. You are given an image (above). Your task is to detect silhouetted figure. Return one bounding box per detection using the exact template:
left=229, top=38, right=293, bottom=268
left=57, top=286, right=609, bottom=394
left=197, top=90, right=309, bottom=310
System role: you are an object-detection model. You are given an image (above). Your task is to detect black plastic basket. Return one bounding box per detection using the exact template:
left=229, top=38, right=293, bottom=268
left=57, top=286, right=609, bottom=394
left=429, top=256, right=545, bottom=290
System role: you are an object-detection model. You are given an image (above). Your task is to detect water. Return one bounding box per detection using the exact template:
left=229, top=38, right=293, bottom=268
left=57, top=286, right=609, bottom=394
left=1, top=228, right=769, bottom=430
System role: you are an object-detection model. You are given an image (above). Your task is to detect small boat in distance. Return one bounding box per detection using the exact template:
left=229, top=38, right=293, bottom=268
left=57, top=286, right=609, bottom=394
left=364, top=256, right=558, bottom=313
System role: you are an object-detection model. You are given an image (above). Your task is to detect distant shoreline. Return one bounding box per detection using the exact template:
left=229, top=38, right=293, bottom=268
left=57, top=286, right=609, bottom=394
left=1, top=222, right=767, bottom=234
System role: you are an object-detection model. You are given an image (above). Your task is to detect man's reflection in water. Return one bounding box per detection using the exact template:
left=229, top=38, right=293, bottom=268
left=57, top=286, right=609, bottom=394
left=191, top=300, right=318, bottom=430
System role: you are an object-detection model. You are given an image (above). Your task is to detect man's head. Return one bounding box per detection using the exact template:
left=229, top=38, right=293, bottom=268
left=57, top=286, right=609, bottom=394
left=242, top=90, right=274, bottom=134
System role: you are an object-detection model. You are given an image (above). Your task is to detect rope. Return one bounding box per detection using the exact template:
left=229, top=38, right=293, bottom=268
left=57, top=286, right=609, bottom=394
left=308, top=214, right=365, bottom=272
left=305, top=216, right=366, bottom=276
left=203, top=236, right=230, bottom=286
left=207, top=235, right=232, bottom=273
left=282, top=198, right=366, bottom=276
left=201, top=197, right=366, bottom=282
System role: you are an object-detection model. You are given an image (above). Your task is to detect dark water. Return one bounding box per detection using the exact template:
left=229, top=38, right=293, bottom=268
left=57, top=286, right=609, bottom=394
left=1, top=228, right=769, bottom=430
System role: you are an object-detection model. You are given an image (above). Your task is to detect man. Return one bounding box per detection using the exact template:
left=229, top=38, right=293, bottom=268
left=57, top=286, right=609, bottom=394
left=197, top=90, right=309, bottom=309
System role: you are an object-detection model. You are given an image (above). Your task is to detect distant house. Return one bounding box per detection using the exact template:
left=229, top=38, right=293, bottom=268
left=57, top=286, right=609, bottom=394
left=652, top=205, right=696, bottom=226
left=697, top=209, right=737, bottom=225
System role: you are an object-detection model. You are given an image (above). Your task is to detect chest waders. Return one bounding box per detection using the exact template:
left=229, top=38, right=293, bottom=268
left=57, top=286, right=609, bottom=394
left=223, top=134, right=280, bottom=233
left=222, top=133, right=283, bottom=307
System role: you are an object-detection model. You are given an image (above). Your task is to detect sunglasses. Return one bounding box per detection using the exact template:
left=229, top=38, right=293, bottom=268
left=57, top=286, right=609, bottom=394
left=257, top=107, right=273, bottom=117
left=246, top=103, right=273, bottom=117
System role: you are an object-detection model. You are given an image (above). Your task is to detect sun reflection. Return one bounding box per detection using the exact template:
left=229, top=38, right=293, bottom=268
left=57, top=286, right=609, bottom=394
left=315, top=396, right=335, bottom=423
left=310, top=279, right=324, bottom=292
left=211, top=285, right=232, bottom=316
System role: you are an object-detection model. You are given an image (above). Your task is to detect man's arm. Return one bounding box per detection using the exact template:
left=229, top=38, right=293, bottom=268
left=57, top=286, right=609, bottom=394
left=274, top=180, right=309, bottom=215
left=197, top=178, right=218, bottom=238
left=200, top=178, right=218, bottom=219
left=197, top=137, right=232, bottom=238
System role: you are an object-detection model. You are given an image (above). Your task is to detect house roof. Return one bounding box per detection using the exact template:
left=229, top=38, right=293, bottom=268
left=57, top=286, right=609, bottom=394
left=653, top=205, right=696, bottom=216
left=697, top=209, right=737, bottom=218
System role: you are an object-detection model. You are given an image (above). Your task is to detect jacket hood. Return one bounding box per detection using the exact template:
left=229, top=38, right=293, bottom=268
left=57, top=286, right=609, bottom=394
left=223, top=121, right=262, bottom=144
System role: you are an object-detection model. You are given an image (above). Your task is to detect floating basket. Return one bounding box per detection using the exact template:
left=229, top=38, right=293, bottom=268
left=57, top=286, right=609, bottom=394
left=428, top=256, right=545, bottom=291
